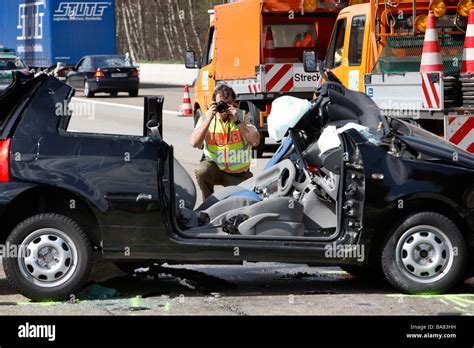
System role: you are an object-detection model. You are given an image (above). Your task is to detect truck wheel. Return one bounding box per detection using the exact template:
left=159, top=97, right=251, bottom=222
left=194, top=108, right=203, bottom=127
left=129, top=89, right=139, bottom=97
left=248, top=102, right=266, bottom=158
left=381, top=212, right=466, bottom=294
left=3, top=214, right=93, bottom=301
left=254, top=132, right=266, bottom=158
left=84, top=81, right=94, bottom=98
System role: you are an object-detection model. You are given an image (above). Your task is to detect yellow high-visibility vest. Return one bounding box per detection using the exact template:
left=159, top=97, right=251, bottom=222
left=204, top=116, right=252, bottom=173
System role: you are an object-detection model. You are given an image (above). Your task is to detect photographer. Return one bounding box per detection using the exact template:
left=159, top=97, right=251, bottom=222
left=190, top=85, right=261, bottom=199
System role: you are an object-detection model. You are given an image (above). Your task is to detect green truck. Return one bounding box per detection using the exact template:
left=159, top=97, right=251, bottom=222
left=0, top=48, right=30, bottom=90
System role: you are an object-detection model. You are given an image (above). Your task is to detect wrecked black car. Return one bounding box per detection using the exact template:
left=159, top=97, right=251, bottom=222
left=0, top=72, right=473, bottom=301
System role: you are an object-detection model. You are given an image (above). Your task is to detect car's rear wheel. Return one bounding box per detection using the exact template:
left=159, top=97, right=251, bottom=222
left=3, top=214, right=92, bottom=301
left=381, top=212, right=466, bottom=294
left=84, top=81, right=94, bottom=98
left=110, top=92, right=118, bottom=97
left=129, top=89, right=139, bottom=97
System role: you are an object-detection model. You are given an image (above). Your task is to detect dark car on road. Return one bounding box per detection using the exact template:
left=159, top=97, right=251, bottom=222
left=0, top=50, right=30, bottom=91
left=0, top=73, right=473, bottom=301
left=66, top=55, right=139, bottom=98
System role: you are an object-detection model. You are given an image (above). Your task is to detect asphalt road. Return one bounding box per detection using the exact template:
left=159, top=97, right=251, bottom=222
left=0, top=85, right=473, bottom=316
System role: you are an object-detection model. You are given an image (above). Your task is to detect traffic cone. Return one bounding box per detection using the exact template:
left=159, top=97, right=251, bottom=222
left=180, top=85, right=193, bottom=117
left=303, top=32, right=315, bottom=47
left=264, top=27, right=276, bottom=64
left=420, top=11, right=443, bottom=72
left=461, top=8, right=474, bottom=73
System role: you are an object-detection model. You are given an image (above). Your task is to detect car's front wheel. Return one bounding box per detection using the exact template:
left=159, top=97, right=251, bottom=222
left=381, top=212, right=466, bottom=294
left=3, top=214, right=92, bottom=301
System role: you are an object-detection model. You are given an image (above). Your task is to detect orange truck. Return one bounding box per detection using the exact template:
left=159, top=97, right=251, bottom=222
left=324, top=0, right=474, bottom=153
left=185, top=0, right=349, bottom=157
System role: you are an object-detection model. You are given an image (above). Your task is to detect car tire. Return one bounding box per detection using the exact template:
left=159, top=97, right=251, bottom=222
left=193, top=109, right=205, bottom=150
left=381, top=212, right=467, bottom=294
left=254, top=132, right=266, bottom=159
left=3, top=214, right=93, bottom=301
left=248, top=102, right=266, bottom=158
left=110, top=92, right=118, bottom=97
left=194, top=108, right=202, bottom=128
left=84, top=81, right=94, bottom=98
left=129, top=89, right=139, bottom=97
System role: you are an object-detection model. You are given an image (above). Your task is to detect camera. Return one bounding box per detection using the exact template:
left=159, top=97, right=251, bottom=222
left=215, top=101, right=230, bottom=113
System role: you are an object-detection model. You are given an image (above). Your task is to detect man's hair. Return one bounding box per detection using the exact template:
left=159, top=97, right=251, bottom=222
left=212, top=85, right=236, bottom=102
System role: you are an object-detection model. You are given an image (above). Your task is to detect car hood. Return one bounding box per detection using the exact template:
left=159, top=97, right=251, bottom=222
left=397, top=122, right=474, bottom=170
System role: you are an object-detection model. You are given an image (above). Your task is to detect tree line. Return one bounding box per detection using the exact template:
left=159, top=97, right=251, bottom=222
left=116, top=0, right=228, bottom=63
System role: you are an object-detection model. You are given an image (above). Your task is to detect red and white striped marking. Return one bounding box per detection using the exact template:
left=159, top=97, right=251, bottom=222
left=421, top=72, right=441, bottom=110
left=247, top=83, right=261, bottom=94
left=265, top=64, right=294, bottom=93
left=446, top=116, right=474, bottom=153
left=461, top=9, right=474, bottom=73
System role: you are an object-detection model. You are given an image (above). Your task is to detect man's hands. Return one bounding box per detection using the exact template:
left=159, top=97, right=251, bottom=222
left=206, top=103, right=218, bottom=120
left=190, top=100, right=260, bottom=148
left=227, top=105, right=239, bottom=123
left=190, top=104, right=218, bottom=148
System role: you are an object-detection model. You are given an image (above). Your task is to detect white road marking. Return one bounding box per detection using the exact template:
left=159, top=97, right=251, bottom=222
left=71, top=97, right=179, bottom=115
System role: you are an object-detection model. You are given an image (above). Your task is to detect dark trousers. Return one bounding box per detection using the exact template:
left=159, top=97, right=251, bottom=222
left=195, top=160, right=253, bottom=200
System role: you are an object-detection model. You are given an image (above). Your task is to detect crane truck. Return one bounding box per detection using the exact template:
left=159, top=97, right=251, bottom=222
left=185, top=0, right=351, bottom=157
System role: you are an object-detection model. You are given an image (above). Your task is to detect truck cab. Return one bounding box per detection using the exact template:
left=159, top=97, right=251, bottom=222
left=325, top=3, right=374, bottom=92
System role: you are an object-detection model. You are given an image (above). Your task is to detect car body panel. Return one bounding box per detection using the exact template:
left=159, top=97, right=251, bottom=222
left=5, top=77, right=163, bottom=252
left=87, top=78, right=139, bottom=93
left=342, top=129, right=474, bottom=253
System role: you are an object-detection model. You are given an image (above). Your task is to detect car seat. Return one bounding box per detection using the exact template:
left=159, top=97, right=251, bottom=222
left=173, top=159, right=304, bottom=237
left=174, top=159, right=261, bottom=229
left=208, top=197, right=305, bottom=237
